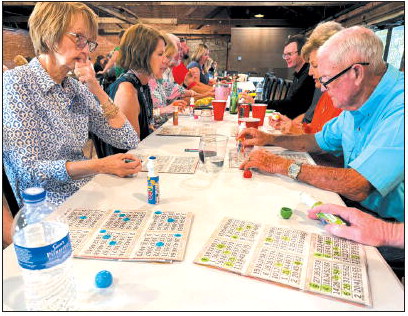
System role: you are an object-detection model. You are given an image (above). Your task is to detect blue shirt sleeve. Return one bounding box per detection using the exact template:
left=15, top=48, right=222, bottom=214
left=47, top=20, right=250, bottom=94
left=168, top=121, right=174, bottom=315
left=349, top=113, right=404, bottom=196
left=314, top=113, right=345, bottom=157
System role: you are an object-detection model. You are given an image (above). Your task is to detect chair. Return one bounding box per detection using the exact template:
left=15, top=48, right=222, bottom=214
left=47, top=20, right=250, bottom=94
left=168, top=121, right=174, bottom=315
left=2, top=166, right=19, bottom=216
left=227, top=70, right=238, bottom=77
left=284, top=80, right=293, bottom=99
left=279, top=80, right=289, bottom=100
left=262, top=75, right=276, bottom=101
left=268, top=77, right=279, bottom=101
left=274, top=78, right=285, bottom=100
left=88, top=132, right=106, bottom=158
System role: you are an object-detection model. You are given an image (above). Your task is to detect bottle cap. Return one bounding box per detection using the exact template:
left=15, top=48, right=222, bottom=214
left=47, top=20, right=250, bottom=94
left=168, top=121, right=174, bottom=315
left=22, top=187, right=46, bottom=203
left=148, top=156, right=156, bottom=160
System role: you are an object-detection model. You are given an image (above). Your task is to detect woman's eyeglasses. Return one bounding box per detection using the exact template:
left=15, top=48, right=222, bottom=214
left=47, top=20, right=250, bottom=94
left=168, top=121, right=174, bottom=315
left=66, top=32, right=98, bottom=52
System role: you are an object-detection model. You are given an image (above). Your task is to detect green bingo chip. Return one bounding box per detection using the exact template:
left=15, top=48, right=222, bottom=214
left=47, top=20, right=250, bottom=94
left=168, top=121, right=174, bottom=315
left=280, top=207, right=293, bottom=219
left=316, top=212, right=346, bottom=225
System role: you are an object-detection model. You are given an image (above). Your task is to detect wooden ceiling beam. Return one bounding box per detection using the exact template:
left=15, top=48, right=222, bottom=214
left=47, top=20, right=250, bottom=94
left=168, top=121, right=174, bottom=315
left=117, top=6, right=140, bottom=20
left=89, top=4, right=136, bottom=25
left=180, top=18, right=293, bottom=26
left=91, top=2, right=358, bottom=7
left=333, top=1, right=404, bottom=26
left=99, top=17, right=178, bottom=25
left=98, top=16, right=294, bottom=27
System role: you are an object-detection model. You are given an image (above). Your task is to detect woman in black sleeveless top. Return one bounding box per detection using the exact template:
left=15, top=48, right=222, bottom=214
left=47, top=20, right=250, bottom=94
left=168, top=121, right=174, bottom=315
left=100, top=24, right=167, bottom=156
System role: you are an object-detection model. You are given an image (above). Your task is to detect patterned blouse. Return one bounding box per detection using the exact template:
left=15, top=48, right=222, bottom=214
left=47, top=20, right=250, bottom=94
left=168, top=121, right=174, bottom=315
left=3, top=58, right=139, bottom=206
left=149, top=78, right=186, bottom=128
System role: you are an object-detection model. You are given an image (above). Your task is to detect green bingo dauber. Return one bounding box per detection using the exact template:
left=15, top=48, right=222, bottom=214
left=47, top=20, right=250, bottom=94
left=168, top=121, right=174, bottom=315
left=300, top=193, right=346, bottom=225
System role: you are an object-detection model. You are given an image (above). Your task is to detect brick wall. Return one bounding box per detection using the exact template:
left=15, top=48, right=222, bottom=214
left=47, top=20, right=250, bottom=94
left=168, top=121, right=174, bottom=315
left=2, top=28, right=122, bottom=69
left=187, top=37, right=229, bottom=73
left=3, top=27, right=231, bottom=75
left=3, top=28, right=35, bottom=69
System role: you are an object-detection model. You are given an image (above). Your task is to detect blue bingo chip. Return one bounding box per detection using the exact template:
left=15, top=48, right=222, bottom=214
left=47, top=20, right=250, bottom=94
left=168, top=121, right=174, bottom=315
left=95, top=270, right=113, bottom=288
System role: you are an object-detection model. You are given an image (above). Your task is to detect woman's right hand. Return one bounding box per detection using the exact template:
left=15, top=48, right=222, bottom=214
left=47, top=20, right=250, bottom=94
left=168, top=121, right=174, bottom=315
left=184, top=67, right=200, bottom=86
left=240, top=93, right=254, bottom=104
left=98, top=153, right=142, bottom=177
left=74, top=60, right=100, bottom=94
left=268, top=113, right=288, bottom=130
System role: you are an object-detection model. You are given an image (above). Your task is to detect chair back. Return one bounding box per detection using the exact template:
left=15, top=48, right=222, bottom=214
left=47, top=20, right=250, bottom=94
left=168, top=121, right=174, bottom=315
left=284, top=80, right=293, bottom=99
left=274, top=78, right=285, bottom=100
left=2, top=167, right=19, bottom=216
left=268, top=77, right=279, bottom=100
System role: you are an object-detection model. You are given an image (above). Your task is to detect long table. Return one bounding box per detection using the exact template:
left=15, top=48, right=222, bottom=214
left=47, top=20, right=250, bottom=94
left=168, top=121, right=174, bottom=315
left=3, top=113, right=404, bottom=311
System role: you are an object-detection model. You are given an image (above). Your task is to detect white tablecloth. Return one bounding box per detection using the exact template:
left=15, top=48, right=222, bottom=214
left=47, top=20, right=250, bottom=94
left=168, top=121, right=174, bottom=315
left=3, top=114, right=404, bottom=311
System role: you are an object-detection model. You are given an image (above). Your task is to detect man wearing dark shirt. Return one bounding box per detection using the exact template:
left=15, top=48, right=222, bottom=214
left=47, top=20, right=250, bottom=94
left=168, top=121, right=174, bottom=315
left=260, top=35, right=315, bottom=119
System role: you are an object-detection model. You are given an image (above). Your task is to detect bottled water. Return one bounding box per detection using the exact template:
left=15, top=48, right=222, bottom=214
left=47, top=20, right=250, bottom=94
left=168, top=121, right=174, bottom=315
left=255, top=80, right=264, bottom=101
left=12, top=187, right=76, bottom=311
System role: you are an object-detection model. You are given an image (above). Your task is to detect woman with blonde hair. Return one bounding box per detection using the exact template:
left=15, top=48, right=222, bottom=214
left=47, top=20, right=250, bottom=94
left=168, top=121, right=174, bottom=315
left=148, top=34, right=190, bottom=128
left=187, top=43, right=210, bottom=84
left=3, top=2, right=142, bottom=207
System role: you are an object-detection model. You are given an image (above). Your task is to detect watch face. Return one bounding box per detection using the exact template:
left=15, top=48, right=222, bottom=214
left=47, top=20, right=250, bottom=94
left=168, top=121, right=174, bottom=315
left=288, top=163, right=301, bottom=179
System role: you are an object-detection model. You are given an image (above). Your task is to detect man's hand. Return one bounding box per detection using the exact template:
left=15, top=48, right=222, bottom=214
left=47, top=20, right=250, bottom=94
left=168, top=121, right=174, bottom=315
left=308, top=204, right=403, bottom=247
left=239, top=149, right=291, bottom=175
left=236, top=128, right=272, bottom=147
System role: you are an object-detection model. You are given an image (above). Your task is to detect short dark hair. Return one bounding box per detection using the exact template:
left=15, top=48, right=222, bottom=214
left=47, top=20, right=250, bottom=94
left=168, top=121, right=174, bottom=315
left=180, top=38, right=186, bottom=43
left=285, top=34, right=307, bottom=51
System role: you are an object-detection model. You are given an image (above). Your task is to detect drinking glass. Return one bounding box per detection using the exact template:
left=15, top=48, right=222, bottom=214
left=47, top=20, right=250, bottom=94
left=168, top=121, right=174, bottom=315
left=198, top=134, right=229, bottom=173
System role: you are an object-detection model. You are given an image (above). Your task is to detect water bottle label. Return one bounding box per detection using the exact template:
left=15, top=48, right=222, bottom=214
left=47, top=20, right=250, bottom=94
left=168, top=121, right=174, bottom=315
left=14, top=234, right=72, bottom=270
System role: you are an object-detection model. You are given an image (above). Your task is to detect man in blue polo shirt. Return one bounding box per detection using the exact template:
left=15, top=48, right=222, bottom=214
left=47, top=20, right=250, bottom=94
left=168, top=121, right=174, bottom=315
left=239, top=25, right=403, bottom=222
left=238, top=26, right=404, bottom=277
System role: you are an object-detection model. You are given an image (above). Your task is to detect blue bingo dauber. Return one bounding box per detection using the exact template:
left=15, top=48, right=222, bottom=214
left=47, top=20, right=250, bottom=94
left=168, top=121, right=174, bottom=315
left=95, top=270, right=113, bottom=288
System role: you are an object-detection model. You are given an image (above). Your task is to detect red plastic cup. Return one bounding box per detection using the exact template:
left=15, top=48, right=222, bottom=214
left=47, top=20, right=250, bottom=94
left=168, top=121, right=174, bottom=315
left=238, top=103, right=250, bottom=124
left=251, top=104, right=267, bottom=126
left=211, top=100, right=227, bottom=121
left=239, top=117, right=260, bottom=129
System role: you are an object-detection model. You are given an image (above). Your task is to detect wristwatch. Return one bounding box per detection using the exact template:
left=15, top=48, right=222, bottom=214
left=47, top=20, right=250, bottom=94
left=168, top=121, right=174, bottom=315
left=288, top=162, right=302, bottom=180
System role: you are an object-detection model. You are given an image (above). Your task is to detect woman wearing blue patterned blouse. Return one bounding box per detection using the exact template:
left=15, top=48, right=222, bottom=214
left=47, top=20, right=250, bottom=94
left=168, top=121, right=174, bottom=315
left=3, top=2, right=142, bottom=207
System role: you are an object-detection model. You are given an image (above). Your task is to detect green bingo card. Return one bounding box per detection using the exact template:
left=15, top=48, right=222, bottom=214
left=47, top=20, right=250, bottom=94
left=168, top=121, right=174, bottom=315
left=194, top=217, right=371, bottom=306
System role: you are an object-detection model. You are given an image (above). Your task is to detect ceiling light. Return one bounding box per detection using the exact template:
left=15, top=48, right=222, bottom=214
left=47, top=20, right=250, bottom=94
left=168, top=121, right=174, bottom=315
left=254, top=14, right=264, bottom=18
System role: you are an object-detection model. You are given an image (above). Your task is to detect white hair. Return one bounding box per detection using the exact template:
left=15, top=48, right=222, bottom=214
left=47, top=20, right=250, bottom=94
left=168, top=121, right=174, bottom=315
left=318, top=26, right=385, bottom=75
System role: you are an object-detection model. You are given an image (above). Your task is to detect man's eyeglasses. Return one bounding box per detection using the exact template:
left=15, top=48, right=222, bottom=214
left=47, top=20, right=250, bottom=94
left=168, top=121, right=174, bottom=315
left=318, top=62, right=370, bottom=89
left=66, top=32, right=98, bottom=53
left=282, top=51, right=299, bottom=59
